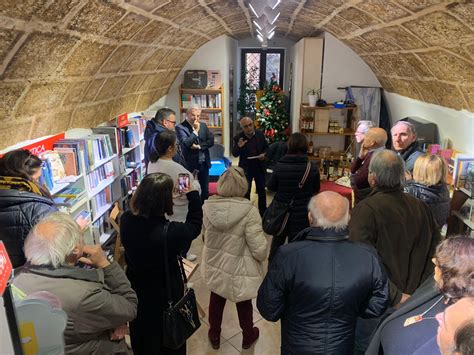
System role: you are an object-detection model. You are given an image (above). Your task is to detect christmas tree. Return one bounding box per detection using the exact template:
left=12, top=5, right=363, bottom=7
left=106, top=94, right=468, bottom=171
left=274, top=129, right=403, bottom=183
left=256, top=81, right=289, bottom=143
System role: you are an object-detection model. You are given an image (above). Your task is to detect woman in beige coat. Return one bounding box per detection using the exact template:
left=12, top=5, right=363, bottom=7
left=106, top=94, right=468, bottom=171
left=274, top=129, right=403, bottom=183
left=201, top=166, right=268, bottom=350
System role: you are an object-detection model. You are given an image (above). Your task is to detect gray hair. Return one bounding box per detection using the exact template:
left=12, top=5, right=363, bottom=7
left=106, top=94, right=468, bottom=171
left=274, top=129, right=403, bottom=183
left=356, top=120, right=375, bottom=134
left=391, top=121, right=417, bottom=137
left=153, top=107, right=175, bottom=124
left=308, top=191, right=350, bottom=231
left=369, top=149, right=406, bottom=188
left=24, top=212, right=83, bottom=268
left=187, top=104, right=201, bottom=114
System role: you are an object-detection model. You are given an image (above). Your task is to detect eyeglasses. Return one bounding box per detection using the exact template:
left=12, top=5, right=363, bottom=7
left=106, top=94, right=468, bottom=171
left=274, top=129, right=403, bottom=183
left=242, top=123, right=253, bottom=129
left=165, top=119, right=176, bottom=125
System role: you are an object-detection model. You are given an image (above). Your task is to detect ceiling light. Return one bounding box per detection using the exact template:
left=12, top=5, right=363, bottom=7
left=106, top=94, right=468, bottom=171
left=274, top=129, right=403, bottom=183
left=257, top=34, right=264, bottom=42
left=249, top=0, right=266, bottom=17
left=267, top=25, right=276, bottom=33
left=253, top=20, right=262, bottom=30
left=270, top=12, right=280, bottom=25
left=268, top=30, right=275, bottom=39
left=256, top=28, right=264, bottom=37
left=269, top=0, right=281, bottom=10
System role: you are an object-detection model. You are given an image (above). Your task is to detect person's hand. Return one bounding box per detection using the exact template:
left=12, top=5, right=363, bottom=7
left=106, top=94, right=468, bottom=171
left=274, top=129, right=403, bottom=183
left=237, top=138, right=247, bottom=148
left=78, top=245, right=110, bottom=269
left=394, top=293, right=411, bottom=309
left=110, top=324, right=128, bottom=341
left=193, top=121, right=200, bottom=133
left=358, top=144, right=369, bottom=159
left=405, top=171, right=413, bottom=181
left=191, top=143, right=201, bottom=150
left=257, top=153, right=266, bottom=161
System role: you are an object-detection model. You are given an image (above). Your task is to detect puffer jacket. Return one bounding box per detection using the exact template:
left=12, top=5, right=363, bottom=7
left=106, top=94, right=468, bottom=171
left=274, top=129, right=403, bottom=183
left=257, top=227, right=389, bottom=355
left=201, top=196, right=268, bottom=303
left=267, top=154, right=320, bottom=238
left=0, top=188, right=56, bottom=268
left=405, top=182, right=450, bottom=228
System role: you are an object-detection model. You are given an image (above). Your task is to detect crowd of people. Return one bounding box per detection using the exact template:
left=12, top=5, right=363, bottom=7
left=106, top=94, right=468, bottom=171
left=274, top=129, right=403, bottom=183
left=0, top=105, right=473, bottom=355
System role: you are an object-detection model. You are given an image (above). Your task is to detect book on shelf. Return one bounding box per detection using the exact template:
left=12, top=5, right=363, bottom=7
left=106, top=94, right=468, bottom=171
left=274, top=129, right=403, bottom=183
left=91, top=186, right=113, bottom=217
left=453, top=155, right=474, bottom=189
left=75, top=210, right=91, bottom=229
left=53, top=147, right=79, bottom=176
left=53, top=187, right=86, bottom=206
left=40, top=151, right=66, bottom=182
left=86, top=134, right=114, bottom=169
left=54, top=139, right=89, bottom=174
left=92, top=126, right=123, bottom=156
left=87, top=161, right=115, bottom=190
left=181, top=93, right=221, bottom=109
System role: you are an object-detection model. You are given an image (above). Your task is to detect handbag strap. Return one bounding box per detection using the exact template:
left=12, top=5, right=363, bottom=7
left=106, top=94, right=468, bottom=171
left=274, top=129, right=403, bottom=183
left=298, top=161, right=312, bottom=189
left=162, top=222, right=189, bottom=307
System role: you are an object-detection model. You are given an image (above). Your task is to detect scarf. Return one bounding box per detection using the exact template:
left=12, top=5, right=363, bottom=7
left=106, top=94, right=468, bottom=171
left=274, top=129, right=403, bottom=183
left=0, top=176, right=44, bottom=196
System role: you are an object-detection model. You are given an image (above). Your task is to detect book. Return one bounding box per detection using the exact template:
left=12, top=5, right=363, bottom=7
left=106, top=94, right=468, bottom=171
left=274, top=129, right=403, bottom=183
left=54, top=147, right=78, bottom=176
left=40, top=151, right=66, bottom=182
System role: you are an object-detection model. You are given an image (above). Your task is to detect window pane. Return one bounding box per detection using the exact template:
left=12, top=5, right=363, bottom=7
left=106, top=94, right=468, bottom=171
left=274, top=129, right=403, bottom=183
left=245, top=53, right=260, bottom=90
left=265, top=53, right=281, bottom=85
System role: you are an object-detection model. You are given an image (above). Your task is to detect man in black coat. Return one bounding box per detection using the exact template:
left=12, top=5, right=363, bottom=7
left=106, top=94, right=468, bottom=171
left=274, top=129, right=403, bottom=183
left=349, top=149, right=440, bottom=352
left=232, top=117, right=268, bottom=216
left=258, top=191, right=389, bottom=355
left=176, top=105, right=214, bottom=202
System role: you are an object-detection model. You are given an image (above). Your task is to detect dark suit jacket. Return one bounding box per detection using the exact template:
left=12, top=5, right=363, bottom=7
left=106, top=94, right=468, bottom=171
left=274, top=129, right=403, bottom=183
left=232, top=130, right=268, bottom=172
left=366, top=277, right=441, bottom=355
left=176, top=120, right=214, bottom=170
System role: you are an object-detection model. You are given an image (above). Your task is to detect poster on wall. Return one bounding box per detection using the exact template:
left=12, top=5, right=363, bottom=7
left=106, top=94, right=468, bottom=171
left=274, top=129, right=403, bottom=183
left=207, top=70, right=222, bottom=89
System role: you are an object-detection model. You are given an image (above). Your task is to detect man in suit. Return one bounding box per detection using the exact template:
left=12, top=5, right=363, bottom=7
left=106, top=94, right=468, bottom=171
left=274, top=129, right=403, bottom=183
left=176, top=104, right=214, bottom=202
left=232, top=117, right=268, bottom=216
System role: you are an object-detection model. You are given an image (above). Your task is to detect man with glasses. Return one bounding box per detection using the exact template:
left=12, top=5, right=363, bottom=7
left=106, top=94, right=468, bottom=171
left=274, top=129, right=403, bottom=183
left=232, top=117, right=268, bottom=216
left=144, top=107, right=185, bottom=171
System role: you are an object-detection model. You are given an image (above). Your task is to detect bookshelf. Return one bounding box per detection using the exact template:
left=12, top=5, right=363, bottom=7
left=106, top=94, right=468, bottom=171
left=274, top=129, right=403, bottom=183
left=179, top=85, right=224, bottom=145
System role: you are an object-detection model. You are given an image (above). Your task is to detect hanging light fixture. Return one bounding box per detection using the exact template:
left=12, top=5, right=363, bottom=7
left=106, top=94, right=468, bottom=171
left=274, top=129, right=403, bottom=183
left=248, top=0, right=281, bottom=46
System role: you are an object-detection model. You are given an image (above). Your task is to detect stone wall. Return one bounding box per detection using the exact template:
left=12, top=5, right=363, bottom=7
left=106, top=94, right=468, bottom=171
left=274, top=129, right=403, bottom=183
left=0, top=0, right=472, bottom=149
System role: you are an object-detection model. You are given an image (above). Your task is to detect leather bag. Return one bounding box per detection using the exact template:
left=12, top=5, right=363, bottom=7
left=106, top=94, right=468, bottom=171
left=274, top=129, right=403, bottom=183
left=161, top=223, right=201, bottom=349
left=262, top=161, right=311, bottom=237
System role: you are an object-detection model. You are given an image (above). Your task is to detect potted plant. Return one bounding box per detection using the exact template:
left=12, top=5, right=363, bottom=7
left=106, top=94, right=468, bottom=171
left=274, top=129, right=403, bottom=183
left=307, top=88, right=322, bottom=107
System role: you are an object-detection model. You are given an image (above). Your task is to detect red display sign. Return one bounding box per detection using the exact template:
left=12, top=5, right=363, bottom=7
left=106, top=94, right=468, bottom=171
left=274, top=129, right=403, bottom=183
left=0, top=133, right=65, bottom=158
left=117, top=113, right=129, bottom=128
left=0, top=241, right=13, bottom=296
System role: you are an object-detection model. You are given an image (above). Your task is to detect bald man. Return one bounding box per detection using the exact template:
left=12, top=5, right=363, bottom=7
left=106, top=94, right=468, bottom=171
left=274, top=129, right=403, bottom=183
left=351, top=127, right=388, bottom=204
left=257, top=191, right=389, bottom=354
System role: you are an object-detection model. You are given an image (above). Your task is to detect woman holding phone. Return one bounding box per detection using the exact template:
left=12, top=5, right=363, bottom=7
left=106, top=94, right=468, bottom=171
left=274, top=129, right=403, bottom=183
left=148, top=130, right=201, bottom=223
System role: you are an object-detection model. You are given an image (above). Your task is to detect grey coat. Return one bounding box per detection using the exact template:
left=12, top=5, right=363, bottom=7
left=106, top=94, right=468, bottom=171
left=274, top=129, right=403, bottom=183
left=14, top=262, right=137, bottom=354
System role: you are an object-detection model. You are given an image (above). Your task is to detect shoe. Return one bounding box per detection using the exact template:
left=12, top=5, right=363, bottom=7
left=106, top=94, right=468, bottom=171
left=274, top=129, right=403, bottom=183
left=186, top=253, right=197, bottom=261
left=208, top=331, right=220, bottom=349
left=242, top=327, right=259, bottom=349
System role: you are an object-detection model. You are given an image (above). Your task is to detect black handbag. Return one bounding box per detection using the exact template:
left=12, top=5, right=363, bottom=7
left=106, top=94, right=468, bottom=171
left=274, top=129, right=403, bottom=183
left=161, top=223, right=201, bottom=349
left=262, top=161, right=311, bottom=237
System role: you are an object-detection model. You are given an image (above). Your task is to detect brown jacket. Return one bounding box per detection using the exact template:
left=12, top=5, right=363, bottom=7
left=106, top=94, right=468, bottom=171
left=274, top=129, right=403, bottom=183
left=349, top=186, right=440, bottom=305
left=14, top=262, right=137, bottom=354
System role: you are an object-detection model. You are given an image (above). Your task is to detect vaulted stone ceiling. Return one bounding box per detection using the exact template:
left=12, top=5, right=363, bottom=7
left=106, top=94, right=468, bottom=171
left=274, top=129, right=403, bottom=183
left=0, top=0, right=472, bottom=149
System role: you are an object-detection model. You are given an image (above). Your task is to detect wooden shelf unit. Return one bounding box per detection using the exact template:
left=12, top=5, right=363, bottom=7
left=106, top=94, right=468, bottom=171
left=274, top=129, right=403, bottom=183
left=179, top=85, right=224, bottom=145
left=299, top=104, right=357, bottom=159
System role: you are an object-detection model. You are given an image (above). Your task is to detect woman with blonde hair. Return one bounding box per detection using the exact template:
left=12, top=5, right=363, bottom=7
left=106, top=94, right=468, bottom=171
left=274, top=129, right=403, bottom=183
left=201, top=166, right=268, bottom=350
left=405, top=154, right=450, bottom=228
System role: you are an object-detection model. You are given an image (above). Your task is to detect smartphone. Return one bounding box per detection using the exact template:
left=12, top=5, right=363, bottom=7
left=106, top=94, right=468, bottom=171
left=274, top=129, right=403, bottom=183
left=178, top=173, right=190, bottom=193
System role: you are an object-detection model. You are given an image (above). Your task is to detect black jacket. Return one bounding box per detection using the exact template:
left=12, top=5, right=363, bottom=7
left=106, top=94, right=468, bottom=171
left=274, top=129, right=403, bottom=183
left=232, top=130, right=269, bottom=172
left=349, top=186, right=440, bottom=305
left=404, top=182, right=450, bottom=228
left=144, top=120, right=184, bottom=170
left=266, top=141, right=288, bottom=171
left=176, top=120, right=214, bottom=170
left=0, top=189, right=56, bottom=268
left=120, top=191, right=202, bottom=354
left=267, top=155, right=320, bottom=237
left=257, top=227, right=389, bottom=355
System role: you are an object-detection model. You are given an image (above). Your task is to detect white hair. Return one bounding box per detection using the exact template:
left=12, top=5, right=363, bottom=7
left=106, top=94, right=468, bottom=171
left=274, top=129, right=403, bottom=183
left=187, top=104, right=201, bottom=114
left=24, top=212, right=83, bottom=268
left=357, top=120, right=375, bottom=134
left=391, top=120, right=417, bottom=137
left=307, top=194, right=349, bottom=231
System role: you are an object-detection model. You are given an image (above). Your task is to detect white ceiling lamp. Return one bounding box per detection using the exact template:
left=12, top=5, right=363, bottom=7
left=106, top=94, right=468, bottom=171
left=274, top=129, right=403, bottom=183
left=249, top=0, right=266, bottom=17
left=268, top=10, right=280, bottom=25
left=268, top=30, right=275, bottom=39
left=257, top=34, right=264, bottom=42
left=253, top=19, right=263, bottom=30
left=268, top=0, right=281, bottom=10
left=256, top=28, right=264, bottom=38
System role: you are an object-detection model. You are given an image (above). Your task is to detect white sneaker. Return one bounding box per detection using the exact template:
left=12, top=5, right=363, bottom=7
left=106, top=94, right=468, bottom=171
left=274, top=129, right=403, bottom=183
left=186, top=253, right=197, bottom=261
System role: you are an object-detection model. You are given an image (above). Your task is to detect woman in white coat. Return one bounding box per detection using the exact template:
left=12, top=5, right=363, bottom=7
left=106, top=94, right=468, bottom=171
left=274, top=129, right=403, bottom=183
left=201, top=166, right=268, bottom=350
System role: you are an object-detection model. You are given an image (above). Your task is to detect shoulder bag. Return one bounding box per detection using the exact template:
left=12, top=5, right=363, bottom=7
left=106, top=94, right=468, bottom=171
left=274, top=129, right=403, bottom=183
left=262, top=161, right=311, bottom=237
left=162, top=223, right=201, bottom=349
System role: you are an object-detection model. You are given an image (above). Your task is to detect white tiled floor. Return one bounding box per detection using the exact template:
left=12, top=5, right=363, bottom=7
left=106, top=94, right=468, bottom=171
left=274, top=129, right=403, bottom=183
left=186, top=182, right=280, bottom=354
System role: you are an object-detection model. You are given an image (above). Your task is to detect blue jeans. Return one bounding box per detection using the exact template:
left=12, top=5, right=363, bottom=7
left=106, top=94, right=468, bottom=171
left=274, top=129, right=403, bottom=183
left=244, top=169, right=266, bottom=216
